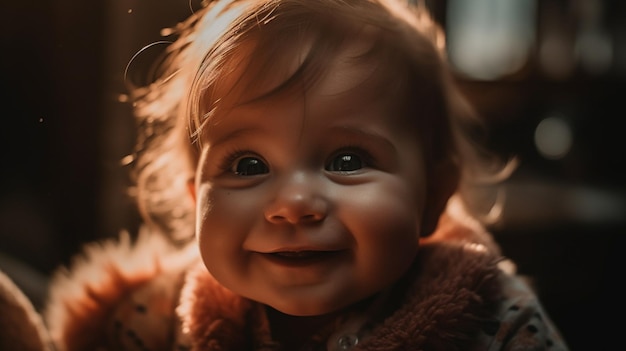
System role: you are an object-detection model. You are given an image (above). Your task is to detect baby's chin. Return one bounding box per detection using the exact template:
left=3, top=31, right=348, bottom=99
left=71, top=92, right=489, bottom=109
left=259, top=296, right=344, bottom=317
left=269, top=303, right=341, bottom=317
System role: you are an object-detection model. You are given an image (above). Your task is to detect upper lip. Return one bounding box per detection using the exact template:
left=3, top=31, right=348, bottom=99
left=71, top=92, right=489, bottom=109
left=243, top=227, right=353, bottom=254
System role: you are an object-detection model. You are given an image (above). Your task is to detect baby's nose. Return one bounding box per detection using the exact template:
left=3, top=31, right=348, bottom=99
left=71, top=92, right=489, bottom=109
left=264, top=173, right=329, bottom=225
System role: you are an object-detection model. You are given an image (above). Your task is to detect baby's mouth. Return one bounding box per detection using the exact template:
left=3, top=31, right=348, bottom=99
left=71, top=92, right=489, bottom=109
left=263, top=250, right=346, bottom=266
left=271, top=250, right=322, bottom=258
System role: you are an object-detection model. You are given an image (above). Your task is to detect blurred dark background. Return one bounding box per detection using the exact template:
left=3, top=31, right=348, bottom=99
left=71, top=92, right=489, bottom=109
left=0, top=0, right=624, bottom=349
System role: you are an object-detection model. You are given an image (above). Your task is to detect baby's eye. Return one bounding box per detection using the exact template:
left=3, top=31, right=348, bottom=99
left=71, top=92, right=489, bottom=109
left=232, top=156, right=269, bottom=176
left=326, top=153, right=364, bottom=172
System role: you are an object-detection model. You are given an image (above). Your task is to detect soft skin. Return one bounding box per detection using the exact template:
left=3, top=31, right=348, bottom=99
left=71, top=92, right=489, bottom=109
left=191, top=40, right=428, bottom=318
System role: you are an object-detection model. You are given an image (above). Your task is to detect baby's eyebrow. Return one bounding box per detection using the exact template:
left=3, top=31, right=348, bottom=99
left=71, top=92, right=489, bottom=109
left=326, top=125, right=396, bottom=153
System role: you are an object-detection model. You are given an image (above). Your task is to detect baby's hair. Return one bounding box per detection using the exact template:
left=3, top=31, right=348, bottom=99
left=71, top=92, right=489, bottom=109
left=126, top=0, right=513, bottom=242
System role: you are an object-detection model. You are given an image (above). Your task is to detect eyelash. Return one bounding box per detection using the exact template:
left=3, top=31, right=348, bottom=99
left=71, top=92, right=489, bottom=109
left=218, top=148, right=259, bottom=173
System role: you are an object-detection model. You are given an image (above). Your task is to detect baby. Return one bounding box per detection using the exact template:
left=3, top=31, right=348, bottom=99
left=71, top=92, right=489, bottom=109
left=41, top=0, right=569, bottom=350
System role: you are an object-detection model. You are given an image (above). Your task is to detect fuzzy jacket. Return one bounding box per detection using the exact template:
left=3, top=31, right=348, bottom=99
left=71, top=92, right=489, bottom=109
left=6, top=202, right=568, bottom=351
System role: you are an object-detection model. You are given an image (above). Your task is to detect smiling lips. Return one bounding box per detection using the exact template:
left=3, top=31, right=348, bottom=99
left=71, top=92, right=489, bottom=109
left=261, top=250, right=347, bottom=267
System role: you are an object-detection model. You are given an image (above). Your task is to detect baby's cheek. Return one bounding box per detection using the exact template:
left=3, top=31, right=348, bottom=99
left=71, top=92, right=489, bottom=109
left=350, top=227, right=419, bottom=294
left=343, top=181, right=421, bottom=234
left=196, top=187, right=260, bottom=280
left=343, top=187, right=421, bottom=262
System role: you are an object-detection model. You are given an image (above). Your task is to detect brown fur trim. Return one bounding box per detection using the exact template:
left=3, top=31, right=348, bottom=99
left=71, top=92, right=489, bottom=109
left=177, top=264, right=254, bottom=351
left=358, top=242, right=503, bottom=351
left=44, top=229, right=197, bottom=351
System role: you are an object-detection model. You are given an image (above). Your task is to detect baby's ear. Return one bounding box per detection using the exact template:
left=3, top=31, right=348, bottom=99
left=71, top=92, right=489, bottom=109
left=187, top=178, right=197, bottom=204
left=420, top=159, right=459, bottom=237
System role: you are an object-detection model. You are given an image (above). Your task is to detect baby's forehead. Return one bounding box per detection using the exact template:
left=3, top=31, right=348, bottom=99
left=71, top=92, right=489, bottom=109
left=212, top=29, right=411, bottom=110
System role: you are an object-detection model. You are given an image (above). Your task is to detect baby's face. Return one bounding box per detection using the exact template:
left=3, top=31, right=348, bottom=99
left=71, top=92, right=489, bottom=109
left=193, top=41, right=428, bottom=316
